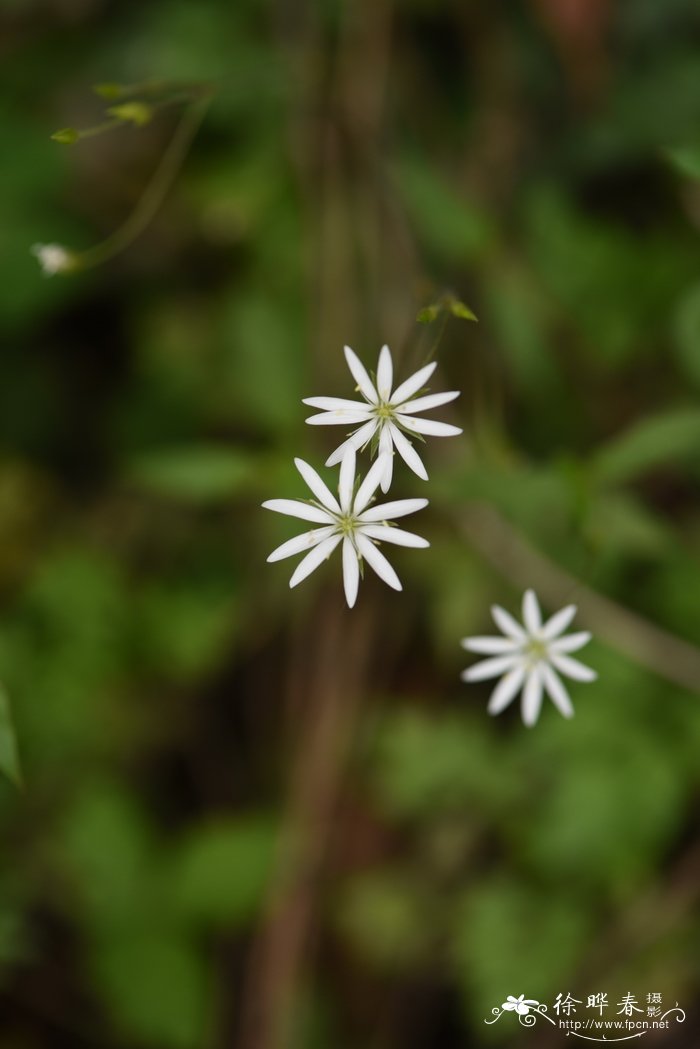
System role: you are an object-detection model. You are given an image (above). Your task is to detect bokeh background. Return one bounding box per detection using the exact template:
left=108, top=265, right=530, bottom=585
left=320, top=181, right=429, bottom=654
left=2, top=1, right=700, bottom=1047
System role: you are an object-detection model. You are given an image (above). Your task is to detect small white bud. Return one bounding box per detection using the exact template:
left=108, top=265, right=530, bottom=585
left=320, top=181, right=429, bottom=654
left=31, top=243, right=75, bottom=276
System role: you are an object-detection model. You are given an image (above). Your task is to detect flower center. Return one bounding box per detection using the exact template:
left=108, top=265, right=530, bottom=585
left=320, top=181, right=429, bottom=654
left=336, top=512, right=357, bottom=538
left=524, top=638, right=548, bottom=666
left=374, top=401, right=394, bottom=422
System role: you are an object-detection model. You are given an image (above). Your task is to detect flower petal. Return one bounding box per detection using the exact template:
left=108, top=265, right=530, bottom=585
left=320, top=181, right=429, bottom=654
left=359, top=498, right=428, bottom=521
left=344, top=345, right=378, bottom=403
left=549, top=652, right=597, bottom=682
left=262, top=499, right=335, bottom=524
left=462, top=653, right=521, bottom=682
left=355, top=532, right=402, bottom=590
left=389, top=361, right=437, bottom=406
left=541, top=663, right=574, bottom=718
left=288, top=534, right=342, bottom=588
left=395, top=414, right=462, bottom=437
left=267, top=526, right=335, bottom=562
left=294, top=458, right=340, bottom=513
left=485, top=665, right=526, bottom=715
left=376, top=344, right=393, bottom=401
left=522, top=590, right=542, bottom=634
left=389, top=422, right=428, bottom=480
left=395, top=390, right=460, bottom=414
left=306, top=410, right=372, bottom=426
left=354, top=456, right=386, bottom=514
left=325, top=419, right=378, bottom=467
left=378, top=426, right=394, bottom=493
left=359, top=523, right=429, bottom=547
left=521, top=666, right=544, bottom=726
left=541, top=604, right=577, bottom=639
left=342, top=536, right=359, bottom=608
left=491, top=604, right=527, bottom=641
left=549, top=631, right=592, bottom=654
left=338, top=447, right=356, bottom=512
left=302, top=397, right=370, bottom=411
left=461, top=636, right=521, bottom=654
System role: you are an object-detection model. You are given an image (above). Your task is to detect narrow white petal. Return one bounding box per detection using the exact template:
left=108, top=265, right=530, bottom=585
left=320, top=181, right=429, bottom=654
left=355, top=532, right=402, bottom=590
left=338, top=447, right=356, bottom=512
left=378, top=427, right=394, bottom=493
left=342, top=536, right=359, bottom=608
left=491, top=604, right=527, bottom=641
left=325, top=419, right=379, bottom=467
left=267, top=526, right=335, bottom=562
left=359, top=498, right=428, bottom=522
left=395, top=390, right=460, bottom=414
left=263, top=499, right=335, bottom=524
left=294, top=458, right=340, bottom=513
left=344, top=345, right=378, bottom=404
left=486, top=665, right=526, bottom=715
left=376, top=344, right=393, bottom=401
left=306, top=410, right=372, bottom=426
left=354, top=456, right=385, bottom=514
left=395, top=414, right=463, bottom=437
left=541, top=663, right=574, bottom=718
left=460, top=636, right=521, bottom=655
left=521, top=666, right=544, bottom=726
left=303, top=397, right=372, bottom=412
left=550, top=653, right=597, bottom=682
left=549, top=631, right=592, bottom=654
left=462, top=653, right=521, bottom=682
left=288, top=534, right=342, bottom=588
left=389, top=361, right=437, bottom=406
left=359, top=523, right=429, bottom=548
left=541, top=604, right=577, bottom=640
left=389, top=423, right=428, bottom=480
left=522, top=590, right=542, bottom=634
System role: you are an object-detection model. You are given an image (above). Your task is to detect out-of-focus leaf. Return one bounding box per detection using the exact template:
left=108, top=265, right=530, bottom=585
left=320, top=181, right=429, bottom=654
left=592, top=409, right=700, bottom=484
left=673, top=282, right=700, bottom=388
left=336, top=869, right=429, bottom=971
left=417, top=305, right=440, bottom=324
left=124, top=444, right=256, bottom=502
left=665, top=143, right=700, bottom=180
left=0, top=685, right=20, bottom=787
left=106, top=102, right=154, bottom=127
left=448, top=299, right=478, bottom=321
left=93, top=932, right=207, bottom=1049
left=172, top=815, right=277, bottom=928
left=50, top=127, right=79, bottom=144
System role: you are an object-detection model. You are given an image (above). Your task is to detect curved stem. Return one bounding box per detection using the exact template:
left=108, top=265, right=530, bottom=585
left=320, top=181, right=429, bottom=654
left=459, top=501, right=700, bottom=693
left=73, top=94, right=212, bottom=271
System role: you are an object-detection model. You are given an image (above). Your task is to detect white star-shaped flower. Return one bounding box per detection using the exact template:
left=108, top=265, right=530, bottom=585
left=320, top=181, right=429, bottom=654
left=262, top=447, right=429, bottom=608
left=461, top=589, right=596, bottom=726
left=502, top=995, right=539, bottom=1015
left=303, top=344, right=462, bottom=493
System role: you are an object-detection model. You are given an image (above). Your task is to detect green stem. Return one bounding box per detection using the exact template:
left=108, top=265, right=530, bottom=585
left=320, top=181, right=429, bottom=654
left=73, top=94, right=212, bottom=271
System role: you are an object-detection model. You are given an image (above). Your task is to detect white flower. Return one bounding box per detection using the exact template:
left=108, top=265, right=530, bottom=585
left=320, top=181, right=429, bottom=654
left=31, top=243, right=75, bottom=276
left=461, top=589, right=596, bottom=726
left=502, top=995, right=539, bottom=1015
left=262, top=447, right=429, bottom=608
left=303, top=344, right=462, bottom=493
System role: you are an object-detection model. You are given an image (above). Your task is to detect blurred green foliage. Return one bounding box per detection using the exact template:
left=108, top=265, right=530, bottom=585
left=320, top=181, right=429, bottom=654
left=1, top=1, right=700, bottom=1048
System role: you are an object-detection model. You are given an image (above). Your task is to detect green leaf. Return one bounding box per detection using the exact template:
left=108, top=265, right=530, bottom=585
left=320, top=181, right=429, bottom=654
left=93, top=932, right=206, bottom=1049
left=106, top=102, right=154, bottom=127
left=448, top=299, right=477, bottom=321
left=124, top=444, right=256, bottom=502
left=665, top=144, right=700, bottom=181
left=0, top=684, right=21, bottom=787
left=50, top=127, right=79, bottom=145
left=592, top=409, right=700, bottom=484
left=93, top=82, right=124, bottom=100
left=416, top=305, right=440, bottom=324
left=172, top=815, right=277, bottom=928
